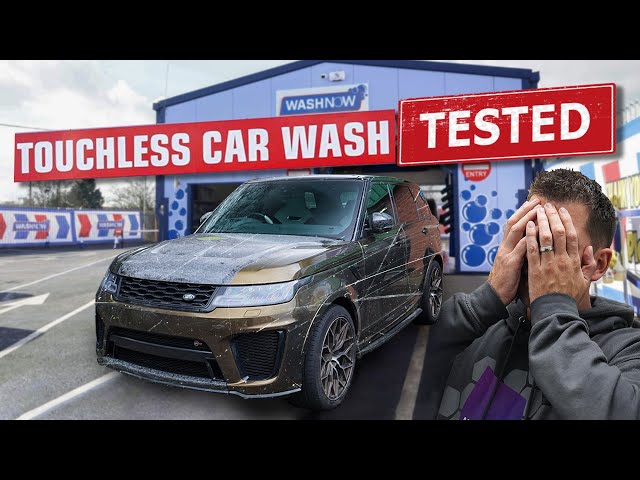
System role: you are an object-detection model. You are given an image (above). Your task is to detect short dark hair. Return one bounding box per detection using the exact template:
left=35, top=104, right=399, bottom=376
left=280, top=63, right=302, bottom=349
left=527, top=168, right=617, bottom=250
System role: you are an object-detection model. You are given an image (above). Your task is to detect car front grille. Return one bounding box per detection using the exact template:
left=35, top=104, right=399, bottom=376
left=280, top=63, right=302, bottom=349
left=232, top=330, right=284, bottom=380
left=109, top=327, right=210, bottom=352
left=107, top=327, right=223, bottom=380
left=115, top=276, right=217, bottom=311
left=114, top=347, right=213, bottom=378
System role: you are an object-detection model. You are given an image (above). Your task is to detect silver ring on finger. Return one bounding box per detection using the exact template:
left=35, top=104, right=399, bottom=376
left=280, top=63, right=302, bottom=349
left=539, top=245, right=554, bottom=253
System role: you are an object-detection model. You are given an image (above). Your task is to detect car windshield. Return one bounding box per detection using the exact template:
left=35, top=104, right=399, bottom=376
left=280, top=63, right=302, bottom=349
left=197, top=179, right=364, bottom=240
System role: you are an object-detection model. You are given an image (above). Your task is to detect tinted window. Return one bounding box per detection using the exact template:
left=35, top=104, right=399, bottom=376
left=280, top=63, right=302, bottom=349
left=391, top=184, right=419, bottom=223
left=199, top=179, right=364, bottom=240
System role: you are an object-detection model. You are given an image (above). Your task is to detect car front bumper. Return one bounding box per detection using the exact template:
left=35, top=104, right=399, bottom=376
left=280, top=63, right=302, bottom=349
left=95, top=291, right=317, bottom=397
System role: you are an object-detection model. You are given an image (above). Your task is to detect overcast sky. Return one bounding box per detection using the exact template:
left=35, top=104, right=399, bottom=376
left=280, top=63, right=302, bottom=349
left=2, top=59, right=639, bottom=204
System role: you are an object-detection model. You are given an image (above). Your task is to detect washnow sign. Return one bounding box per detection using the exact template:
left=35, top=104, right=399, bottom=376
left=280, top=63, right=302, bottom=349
left=14, top=110, right=394, bottom=182
left=276, top=84, right=368, bottom=116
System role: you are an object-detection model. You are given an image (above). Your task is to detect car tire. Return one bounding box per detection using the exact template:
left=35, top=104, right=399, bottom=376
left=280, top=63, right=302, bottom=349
left=288, top=305, right=357, bottom=411
left=414, top=260, right=443, bottom=325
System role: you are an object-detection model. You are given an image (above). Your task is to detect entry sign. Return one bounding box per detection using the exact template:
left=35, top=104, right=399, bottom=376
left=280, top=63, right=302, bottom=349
left=462, top=163, right=491, bottom=182
left=398, top=83, right=616, bottom=166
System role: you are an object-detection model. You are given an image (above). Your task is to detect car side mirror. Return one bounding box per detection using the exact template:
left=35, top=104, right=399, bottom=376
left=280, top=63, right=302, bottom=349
left=199, top=211, right=213, bottom=225
left=369, top=212, right=395, bottom=233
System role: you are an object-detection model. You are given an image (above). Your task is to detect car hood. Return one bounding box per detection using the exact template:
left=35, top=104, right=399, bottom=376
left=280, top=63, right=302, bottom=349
left=112, top=233, right=361, bottom=285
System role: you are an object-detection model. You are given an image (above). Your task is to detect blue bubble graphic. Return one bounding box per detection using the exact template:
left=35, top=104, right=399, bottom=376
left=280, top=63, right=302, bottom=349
left=476, top=195, right=488, bottom=206
left=461, top=245, right=486, bottom=267
left=462, top=222, right=471, bottom=232
left=171, top=201, right=179, bottom=210
left=175, top=189, right=185, bottom=200
left=490, top=208, right=502, bottom=219
left=169, top=211, right=173, bottom=217
left=179, top=208, right=187, bottom=216
left=168, top=229, right=179, bottom=239
left=470, top=185, right=476, bottom=191
left=487, top=222, right=501, bottom=236
left=469, top=224, right=493, bottom=246
left=505, top=209, right=515, bottom=219
left=491, top=191, right=498, bottom=197
left=462, top=201, right=487, bottom=223
left=175, top=220, right=184, bottom=231
left=488, top=246, right=499, bottom=266
left=461, top=190, right=471, bottom=201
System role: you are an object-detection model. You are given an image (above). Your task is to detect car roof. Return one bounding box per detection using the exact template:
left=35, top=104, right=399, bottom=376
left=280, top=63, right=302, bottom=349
left=246, top=174, right=410, bottom=184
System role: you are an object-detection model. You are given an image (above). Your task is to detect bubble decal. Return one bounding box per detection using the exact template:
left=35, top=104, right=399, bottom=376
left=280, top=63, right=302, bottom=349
left=461, top=245, right=486, bottom=267
left=487, top=222, right=501, bottom=236
left=462, top=201, right=487, bottom=223
left=469, top=224, right=493, bottom=246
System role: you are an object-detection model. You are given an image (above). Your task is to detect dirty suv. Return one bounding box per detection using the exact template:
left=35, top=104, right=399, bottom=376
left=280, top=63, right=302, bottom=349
left=96, top=175, right=443, bottom=410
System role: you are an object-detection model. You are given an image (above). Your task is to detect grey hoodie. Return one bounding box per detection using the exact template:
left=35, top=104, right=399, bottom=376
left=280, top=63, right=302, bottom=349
left=421, top=282, right=640, bottom=420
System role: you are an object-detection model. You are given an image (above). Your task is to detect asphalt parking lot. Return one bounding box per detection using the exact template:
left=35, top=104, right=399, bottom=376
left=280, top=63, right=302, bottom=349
left=0, top=245, right=486, bottom=420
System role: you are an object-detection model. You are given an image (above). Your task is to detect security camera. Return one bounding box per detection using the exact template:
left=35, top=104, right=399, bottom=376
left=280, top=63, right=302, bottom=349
left=320, top=74, right=327, bottom=79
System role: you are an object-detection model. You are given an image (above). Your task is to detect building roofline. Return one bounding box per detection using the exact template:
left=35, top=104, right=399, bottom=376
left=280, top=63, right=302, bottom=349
left=153, top=60, right=539, bottom=110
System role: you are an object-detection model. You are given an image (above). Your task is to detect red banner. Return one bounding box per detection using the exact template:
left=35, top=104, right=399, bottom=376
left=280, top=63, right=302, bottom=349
left=14, top=110, right=396, bottom=182
left=398, top=83, right=616, bottom=166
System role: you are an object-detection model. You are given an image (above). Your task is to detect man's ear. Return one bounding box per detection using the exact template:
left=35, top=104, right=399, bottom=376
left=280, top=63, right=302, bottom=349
left=584, top=247, right=612, bottom=282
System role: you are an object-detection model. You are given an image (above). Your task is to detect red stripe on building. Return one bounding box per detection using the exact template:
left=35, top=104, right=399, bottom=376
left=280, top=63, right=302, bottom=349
left=602, top=161, right=621, bottom=183
left=0, top=213, right=6, bottom=239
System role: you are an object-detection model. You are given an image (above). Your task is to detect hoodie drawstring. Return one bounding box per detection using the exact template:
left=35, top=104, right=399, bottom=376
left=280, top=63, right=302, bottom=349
left=480, top=316, right=526, bottom=420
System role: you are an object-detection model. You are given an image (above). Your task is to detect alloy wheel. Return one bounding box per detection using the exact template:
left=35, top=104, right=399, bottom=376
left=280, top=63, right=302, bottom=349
left=429, top=264, right=443, bottom=318
left=320, top=316, right=355, bottom=401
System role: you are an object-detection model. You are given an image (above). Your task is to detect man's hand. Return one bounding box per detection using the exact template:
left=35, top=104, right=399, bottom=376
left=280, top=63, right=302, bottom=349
left=487, top=196, right=541, bottom=306
left=526, top=203, right=597, bottom=304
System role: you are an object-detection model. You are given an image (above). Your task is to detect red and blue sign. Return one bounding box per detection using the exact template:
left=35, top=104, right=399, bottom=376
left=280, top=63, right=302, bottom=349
left=0, top=208, right=140, bottom=247
left=74, top=210, right=141, bottom=242
left=0, top=209, right=73, bottom=245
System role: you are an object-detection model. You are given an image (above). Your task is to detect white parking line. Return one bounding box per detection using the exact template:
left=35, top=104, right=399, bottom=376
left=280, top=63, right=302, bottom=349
left=395, top=326, right=430, bottom=420
left=0, top=300, right=95, bottom=360
left=16, top=372, right=118, bottom=420
left=0, top=255, right=116, bottom=294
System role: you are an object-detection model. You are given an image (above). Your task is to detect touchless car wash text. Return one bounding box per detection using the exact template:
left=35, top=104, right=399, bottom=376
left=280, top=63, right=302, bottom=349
left=13, top=61, right=616, bottom=274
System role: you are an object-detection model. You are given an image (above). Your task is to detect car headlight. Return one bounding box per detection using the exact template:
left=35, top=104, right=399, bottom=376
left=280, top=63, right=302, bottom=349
left=99, top=271, right=119, bottom=295
left=211, top=278, right=310, bottom=308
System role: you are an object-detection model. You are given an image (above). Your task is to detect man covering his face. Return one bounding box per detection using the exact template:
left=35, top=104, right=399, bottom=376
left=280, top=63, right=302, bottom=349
left=422, top=168, right=640, bottom=420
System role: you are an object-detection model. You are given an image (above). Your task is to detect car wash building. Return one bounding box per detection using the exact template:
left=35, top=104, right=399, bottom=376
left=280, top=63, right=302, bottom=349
left=153, top=60, right=540, bottom=273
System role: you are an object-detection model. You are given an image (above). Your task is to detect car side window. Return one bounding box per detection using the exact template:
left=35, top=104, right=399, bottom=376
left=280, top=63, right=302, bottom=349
left=411, top=185, right=434, bottom=219
left=390, top=184, right=419, bottom=224
left=364, top=182, right=397, bottom=228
